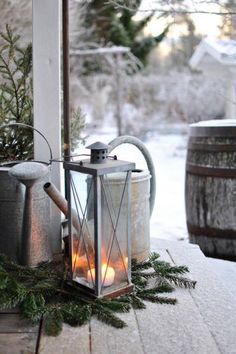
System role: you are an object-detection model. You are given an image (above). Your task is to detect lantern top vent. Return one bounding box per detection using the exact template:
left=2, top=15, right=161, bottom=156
left=86, top=141, right=109, bottom=164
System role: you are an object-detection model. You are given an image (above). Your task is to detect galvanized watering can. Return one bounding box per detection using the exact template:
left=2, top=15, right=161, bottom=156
left=59, top=135, right=156, bottom=263
left=108, top=135, right=156, bottom=262
left=0, top=123, right=52, bottom=266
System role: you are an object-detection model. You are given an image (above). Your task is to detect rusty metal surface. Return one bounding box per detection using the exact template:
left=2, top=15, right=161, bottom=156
left=186, top=163, right=236, bottom=178
left=187, top=141, right=236, bottom=152
left=187, top=222, right=236, bottom=240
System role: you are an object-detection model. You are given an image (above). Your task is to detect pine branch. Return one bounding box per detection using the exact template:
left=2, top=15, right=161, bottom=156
left=149, top=252, right=161, bottom=262
left=0, top=276, right=8, bottom=291
left=0, top=25, right=33, bottom=162
left=152, top=260, right=189, bottom=277
left=0, top=278, right=27, bottom=310
left=93, top=306, right=127, bottom=328
left=131, top=273, right=149, bottom=287
left=131, top=258, right=152, bottom=271
left=97, top=299, right=131, bottom=313
left=139, top=294, right=177, bottom=305
left=165, top=275, right=197, bottom=289
left=133, top=271, right=157, bottom=280
left=62, top=303, right=92, bottom=327
left=137, top=282, right=174, bottom=296
left=21, top=293, right=46, bottom=322
left=44, top=309, right=63, bottom=336
left=0, top=252, right=196, bottom=336
left=124, top=294, right=146, bottom=310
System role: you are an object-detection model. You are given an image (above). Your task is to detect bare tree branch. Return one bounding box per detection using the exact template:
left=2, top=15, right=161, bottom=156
left=105, top=0, right=236, bottom=15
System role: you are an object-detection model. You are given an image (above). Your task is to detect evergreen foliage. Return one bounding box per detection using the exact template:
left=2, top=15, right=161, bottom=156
left=0, top=252, right=196, bottom=336
left=69, top=108, right=87, bottom=153
left=83, top=0, right=169, bottom=65
left=0, top=25, right=33, bottom=162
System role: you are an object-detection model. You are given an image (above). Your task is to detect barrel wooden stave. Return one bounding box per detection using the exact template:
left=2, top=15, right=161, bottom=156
left=186, top=132, right=236, bottom=260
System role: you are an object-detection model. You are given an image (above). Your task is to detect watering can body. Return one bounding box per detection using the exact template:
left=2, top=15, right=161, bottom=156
left=0, top=162, right=51, bottom=264
left=0, top=123, right=53, bottom=264
left=108, top=136, right=155, bottom=262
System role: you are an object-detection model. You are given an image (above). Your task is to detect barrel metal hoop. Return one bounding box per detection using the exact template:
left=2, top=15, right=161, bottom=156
left=188, top=141, right=236, bottom=152
left=186, top=163, right=236, bottom=178
left=187, top=222, right=236, bottom=240
left=189, top=126, right=236, bottom=138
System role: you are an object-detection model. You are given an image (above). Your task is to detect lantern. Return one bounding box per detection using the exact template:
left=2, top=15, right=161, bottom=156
left=64, top=142, right=135, bottom=298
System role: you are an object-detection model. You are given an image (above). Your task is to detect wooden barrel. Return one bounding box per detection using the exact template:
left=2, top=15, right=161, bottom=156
left=185, top=119, right=236, bottom=260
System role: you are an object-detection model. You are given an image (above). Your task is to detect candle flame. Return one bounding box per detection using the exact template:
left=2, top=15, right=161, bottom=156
left=87, top=263, right=115, bottom=287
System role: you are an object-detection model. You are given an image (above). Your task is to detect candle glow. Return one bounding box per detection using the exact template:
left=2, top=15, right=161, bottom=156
left=72, top=253, right=88, bottom=274
left=87, top=264, right=115, bottom=287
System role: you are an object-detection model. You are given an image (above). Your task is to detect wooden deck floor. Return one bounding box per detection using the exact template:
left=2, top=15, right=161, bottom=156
left=1, top=239, right=236, bottom=354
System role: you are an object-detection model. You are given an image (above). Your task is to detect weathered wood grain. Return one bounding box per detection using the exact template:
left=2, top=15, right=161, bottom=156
left=186, top=136, right=236, bottom=259
left=154, top=239, right=236, bottom=354
left=1, top=240, right=235, bottom=354
left=90, top=309, right=144, bottom=354
left=135, top=248, right=221, bottom=354
left=0, top=333, right=38, bottom=354
left=38, top=323, right=90, bottom=354
left=0, top=314, right=39, bottom=333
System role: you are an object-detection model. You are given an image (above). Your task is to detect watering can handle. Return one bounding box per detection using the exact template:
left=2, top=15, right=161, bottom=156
left=0, top=122, right=53, bottom=163
left=108, top=135, right=156, bottom=217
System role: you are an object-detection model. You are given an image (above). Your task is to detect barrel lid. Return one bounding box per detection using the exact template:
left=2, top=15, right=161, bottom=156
left=189, top=119, right=236, bottom=137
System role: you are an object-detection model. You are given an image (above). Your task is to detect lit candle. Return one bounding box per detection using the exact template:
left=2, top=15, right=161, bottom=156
left=87, top=264, right=115, bottom=287
left=72, top=254, right=88, bottom=274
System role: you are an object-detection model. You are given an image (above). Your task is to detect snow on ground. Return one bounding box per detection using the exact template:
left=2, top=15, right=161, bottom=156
left=80, top=125, right=189, bottom=243
left=144, top=132, right=188, bottom=242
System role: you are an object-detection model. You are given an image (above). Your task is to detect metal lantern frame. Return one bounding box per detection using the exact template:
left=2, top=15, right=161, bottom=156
left=64, top=149, right=135, bottom=298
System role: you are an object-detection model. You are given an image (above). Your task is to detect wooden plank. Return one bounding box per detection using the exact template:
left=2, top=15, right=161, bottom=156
left=155, top=239, right=236, bottom=354
left=38, top=323, right=90, bottom=354
left=135, top=248, right=221, bottom=354
left=0, top=333, right=38, bottom=354
left=0, top=314, right=39, bottom=333
left=90, top=309, right=144, bottom=354
left=0, top=308, right=19, bottom=314
left=208, top=257, right=236, bottom=298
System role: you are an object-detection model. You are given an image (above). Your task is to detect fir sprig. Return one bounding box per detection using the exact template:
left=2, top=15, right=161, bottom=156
left=44, top=309, right=63, bottom=337
left=92, top=306, right=127, bottom=329
left=0, top=24, right=33, bottom=162
left=0, top=252, right=196, bottom=336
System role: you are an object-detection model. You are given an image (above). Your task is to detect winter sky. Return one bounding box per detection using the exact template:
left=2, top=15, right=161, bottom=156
left=139, top=0, right=221, bottom=37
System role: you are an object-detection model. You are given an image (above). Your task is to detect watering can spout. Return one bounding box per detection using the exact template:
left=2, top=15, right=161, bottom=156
left=43, top=182, right=94, bottom=254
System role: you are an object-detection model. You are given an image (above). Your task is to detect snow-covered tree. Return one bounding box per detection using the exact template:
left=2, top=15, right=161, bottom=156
left=219, top=0, right=236, bottom=39
left=78, top=0, right=169, bottom=65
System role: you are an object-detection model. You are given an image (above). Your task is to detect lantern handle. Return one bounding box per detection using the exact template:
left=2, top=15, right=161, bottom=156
left=108, top=135, right=156, bottom=217
left=0, top=122, right=53, bottom=164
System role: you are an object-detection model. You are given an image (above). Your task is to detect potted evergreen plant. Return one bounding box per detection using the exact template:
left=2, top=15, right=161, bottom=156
left=0, top=24, right=33, bottom=162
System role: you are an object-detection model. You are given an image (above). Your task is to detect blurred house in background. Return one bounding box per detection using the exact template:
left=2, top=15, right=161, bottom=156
left=190, top=38, right=236, bottom=119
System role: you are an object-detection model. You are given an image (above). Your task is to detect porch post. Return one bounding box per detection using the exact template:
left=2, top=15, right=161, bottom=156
left=32, top=0, right=62, bottom=253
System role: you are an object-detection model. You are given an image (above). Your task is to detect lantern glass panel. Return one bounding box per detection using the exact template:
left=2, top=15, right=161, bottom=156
left=68, top=167, right=132, bottom=297
left=100, top=173, right=129, bottom=295
left=70, top=171, right=95, bottom=289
